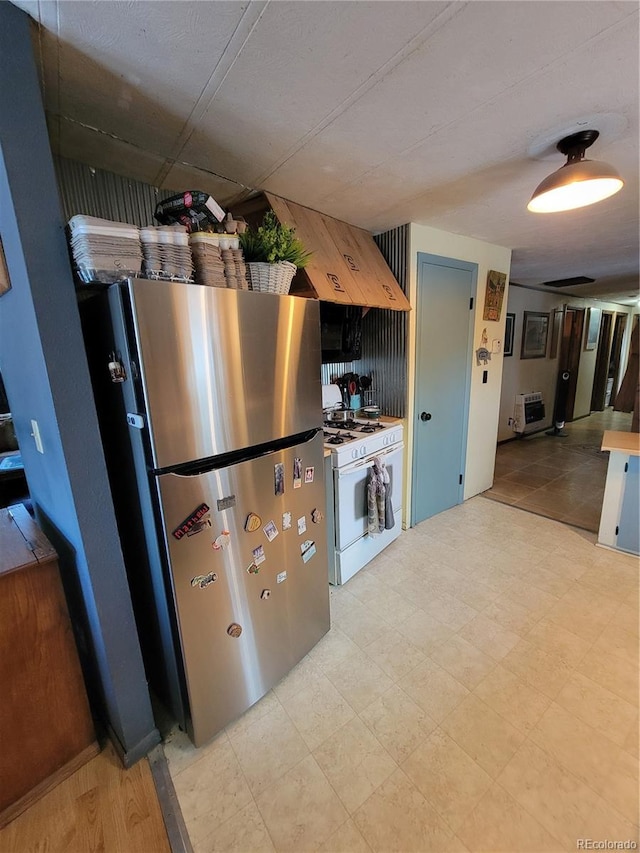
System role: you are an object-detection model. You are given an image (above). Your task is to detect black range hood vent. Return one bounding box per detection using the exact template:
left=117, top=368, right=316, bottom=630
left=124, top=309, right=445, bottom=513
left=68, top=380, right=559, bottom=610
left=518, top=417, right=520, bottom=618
left=543, top=276, right=595, bottom=288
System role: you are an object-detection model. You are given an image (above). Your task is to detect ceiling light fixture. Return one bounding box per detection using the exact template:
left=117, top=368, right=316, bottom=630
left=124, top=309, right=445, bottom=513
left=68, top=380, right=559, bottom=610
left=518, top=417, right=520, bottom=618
left=527, top=129, right=623, bottom=213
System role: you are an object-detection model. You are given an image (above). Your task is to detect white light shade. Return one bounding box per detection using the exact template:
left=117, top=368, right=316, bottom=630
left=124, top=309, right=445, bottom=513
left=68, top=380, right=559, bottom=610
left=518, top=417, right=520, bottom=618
left=528, top=158, right=624, bottom=213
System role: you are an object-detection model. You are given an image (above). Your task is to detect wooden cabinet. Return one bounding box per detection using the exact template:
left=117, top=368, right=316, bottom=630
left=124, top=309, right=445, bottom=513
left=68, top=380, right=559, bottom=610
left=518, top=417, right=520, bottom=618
left=233, top=192, right=411, bottom=311
left=598, top=431, right=640, bottom=556
left=0, top=504, right=99, bottom=827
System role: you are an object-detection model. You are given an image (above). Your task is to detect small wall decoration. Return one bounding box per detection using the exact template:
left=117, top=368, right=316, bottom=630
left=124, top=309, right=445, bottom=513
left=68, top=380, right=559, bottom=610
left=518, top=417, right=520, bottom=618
left=483, top=270, right=507, bottom=321
left=504, top=313, right=515, bottom=357
left=521, top=311, right=549, bottom=359
left=585, top=307, right=602, bottom=351
left=475, top=347, right=491, bottom=366
left=550, top=309, right=563, bottom=359
left=0, top=240, right=11, bottom=298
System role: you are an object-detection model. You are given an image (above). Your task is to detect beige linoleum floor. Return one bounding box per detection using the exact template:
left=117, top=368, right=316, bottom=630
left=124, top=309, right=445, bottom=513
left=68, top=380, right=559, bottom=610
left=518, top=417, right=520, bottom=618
left=164, top=496, right=639, bottom=853
left=484, top=409, right=633, bottom=533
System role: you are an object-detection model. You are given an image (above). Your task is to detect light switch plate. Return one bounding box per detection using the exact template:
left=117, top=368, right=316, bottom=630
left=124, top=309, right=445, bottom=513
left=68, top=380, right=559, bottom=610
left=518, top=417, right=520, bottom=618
left=30, top=419, right=44, bottom=453
left=491, top=339, right=502, bottom=354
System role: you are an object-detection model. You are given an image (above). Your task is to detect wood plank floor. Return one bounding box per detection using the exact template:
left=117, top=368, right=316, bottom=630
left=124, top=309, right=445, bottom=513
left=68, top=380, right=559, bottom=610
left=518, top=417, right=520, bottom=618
left=0, top=740, right=171, bottom=852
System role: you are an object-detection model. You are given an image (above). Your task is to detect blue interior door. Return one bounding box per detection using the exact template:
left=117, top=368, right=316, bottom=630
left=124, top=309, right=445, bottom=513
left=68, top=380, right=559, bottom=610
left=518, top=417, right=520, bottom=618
left=412, top=254, right=476, bottom=525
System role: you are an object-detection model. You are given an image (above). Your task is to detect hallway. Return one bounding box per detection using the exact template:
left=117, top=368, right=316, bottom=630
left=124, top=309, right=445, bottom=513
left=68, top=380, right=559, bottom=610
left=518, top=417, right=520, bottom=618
left=484, top=409, right=633, bottom=532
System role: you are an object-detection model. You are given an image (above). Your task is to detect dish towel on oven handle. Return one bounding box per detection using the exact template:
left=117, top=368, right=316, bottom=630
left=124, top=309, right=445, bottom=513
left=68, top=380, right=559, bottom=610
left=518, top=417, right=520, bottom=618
left=367, top=457, right=394, bottom=535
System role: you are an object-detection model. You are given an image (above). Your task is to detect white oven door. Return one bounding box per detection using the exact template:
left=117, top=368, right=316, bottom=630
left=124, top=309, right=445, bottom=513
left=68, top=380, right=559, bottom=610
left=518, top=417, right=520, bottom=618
left=334, top=443, right=404, bottom=550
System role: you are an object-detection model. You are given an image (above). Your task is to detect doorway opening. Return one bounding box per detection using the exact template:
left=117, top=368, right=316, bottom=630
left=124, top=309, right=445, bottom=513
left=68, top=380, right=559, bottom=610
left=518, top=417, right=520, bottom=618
left=556, top=305, right=585, bottom=423
left=0, top=373, right=29, bottom=509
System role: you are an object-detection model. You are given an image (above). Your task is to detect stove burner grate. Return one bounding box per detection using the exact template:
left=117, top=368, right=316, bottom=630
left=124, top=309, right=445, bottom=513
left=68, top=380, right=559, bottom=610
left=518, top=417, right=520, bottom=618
left=324, top=419, right=359, bottom=430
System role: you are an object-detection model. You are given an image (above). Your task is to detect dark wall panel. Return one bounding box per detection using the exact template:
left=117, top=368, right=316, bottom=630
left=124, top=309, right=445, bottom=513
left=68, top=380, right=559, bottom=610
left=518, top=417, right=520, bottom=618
left=54, top=155, right=174, bottom=227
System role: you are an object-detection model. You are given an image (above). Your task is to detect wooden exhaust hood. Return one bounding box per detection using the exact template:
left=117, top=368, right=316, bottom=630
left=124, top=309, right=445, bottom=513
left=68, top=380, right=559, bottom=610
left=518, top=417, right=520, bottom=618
left=233, top=192, right=410, bottom=311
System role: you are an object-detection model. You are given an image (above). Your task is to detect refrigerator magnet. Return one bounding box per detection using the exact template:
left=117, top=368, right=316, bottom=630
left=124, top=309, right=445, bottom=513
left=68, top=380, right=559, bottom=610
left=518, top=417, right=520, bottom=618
left=304, top=466, right=314, bottom=484
left=276, top=571, right=287, bottom=584
left=293, top=457, right=302, bottom=489
left=252, top=544, right=266, bottom=565
left=186, top=517, right=212, bottom=537
left=311, top=508, right=324, bottom=524
left=297, top=515, right=307, bottom=535
left=246, top=562, right=260, bottom=575
left=274, top=463, right=285, bottom=496
left=244, top=512, right=262, bottom=532
left=217, top=494, right=236, bottom=511
left=263, top=520, right=278, bottom=542
left=302, top=541, right=317, bottom=564
left=260, top=589, right=271, bottom=600
left=190, top=572, right=218, bottom=589
left=212, top=530, right=231, bottom=550
left=282, top=511, right=292, bottom=531
left=227, top=623, right=242, bottom=638
left=172, top=503, right=210, bottom=540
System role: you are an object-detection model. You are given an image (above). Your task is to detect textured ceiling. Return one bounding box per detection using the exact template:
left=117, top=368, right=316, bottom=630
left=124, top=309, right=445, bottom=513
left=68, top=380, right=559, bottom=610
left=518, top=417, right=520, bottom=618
left=14, top=0, right=640, bottom=305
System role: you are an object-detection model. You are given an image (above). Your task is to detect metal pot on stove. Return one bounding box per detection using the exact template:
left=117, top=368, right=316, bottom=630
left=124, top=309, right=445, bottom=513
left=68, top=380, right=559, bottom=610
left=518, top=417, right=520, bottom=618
left=325, top=407, right=355, bottom=423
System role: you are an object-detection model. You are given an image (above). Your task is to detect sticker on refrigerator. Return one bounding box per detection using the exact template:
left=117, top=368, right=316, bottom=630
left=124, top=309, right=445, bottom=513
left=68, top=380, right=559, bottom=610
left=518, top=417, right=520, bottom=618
left=311, top=508, right=324, bottom=524
left=252, top=544, right=266, bottom=566
left=108, top=353, right=126, bottom=383
left=186, top=517, right=212, bottom=537
left=263, top=520, right=278, bottom=542
left=297, top=515, right=307, bottom=535
left=282, top=512, right=292, bottom=531
left=293, top=457, right=302, bottom=489
left=276, top=571, right=287, bottom=584
left=190, top=572, right=218, bottom=589
left=274, top=462, right=285, bottom=496
left=172, top=503, right=210, bottom=540
left=304, top=466, right=315, bottom=484
left=227, top=623, right=242, bottom=638
left=244, top=512, right=262, bottom=532
left=212, top=531, right=231, bottom=550
left=301, top=541, right=317, bottom=563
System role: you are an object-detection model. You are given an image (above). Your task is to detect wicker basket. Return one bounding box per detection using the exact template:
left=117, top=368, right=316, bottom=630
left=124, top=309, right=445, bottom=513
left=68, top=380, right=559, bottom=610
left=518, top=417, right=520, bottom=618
left=246, top=261, right=297, bottom=295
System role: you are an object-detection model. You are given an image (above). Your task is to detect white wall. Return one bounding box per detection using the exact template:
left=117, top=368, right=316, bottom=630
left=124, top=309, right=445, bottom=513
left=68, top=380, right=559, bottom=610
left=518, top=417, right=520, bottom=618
left=498, top=285, right=635, bottom=442
left=405, top=224, right=512, bottom=523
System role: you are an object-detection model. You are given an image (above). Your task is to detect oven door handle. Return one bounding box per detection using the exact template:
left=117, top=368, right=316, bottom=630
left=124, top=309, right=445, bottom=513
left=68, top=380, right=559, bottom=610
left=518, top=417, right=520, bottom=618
left=337, top=442, right=404, bottom=476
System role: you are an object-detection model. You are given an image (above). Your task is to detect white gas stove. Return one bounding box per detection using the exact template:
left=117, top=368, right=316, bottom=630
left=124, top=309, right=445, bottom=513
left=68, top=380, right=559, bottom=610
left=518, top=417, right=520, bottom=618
left=323, top=419, right=404, bottom=467
left=323, top=418, right=404, bottom=585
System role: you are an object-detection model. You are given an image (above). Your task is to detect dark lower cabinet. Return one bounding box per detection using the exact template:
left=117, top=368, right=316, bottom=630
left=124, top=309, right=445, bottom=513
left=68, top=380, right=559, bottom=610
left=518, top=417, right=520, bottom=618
left=0, top=504, right=99, bottom=827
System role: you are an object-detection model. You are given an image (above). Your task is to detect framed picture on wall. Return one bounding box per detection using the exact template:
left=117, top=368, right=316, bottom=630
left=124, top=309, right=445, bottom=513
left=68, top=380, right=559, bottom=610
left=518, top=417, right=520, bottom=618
left=483, top=270, right=507, bottom=321
left=585, top=307, right=602, bottom=351
left=504, top=312, right=515, bottom=357
left=521, top=311, right=549, bottom=359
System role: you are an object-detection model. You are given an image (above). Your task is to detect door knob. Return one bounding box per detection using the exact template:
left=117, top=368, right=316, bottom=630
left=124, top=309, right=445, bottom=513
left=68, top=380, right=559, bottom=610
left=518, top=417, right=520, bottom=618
left=420, top=412, right=432, bottom=421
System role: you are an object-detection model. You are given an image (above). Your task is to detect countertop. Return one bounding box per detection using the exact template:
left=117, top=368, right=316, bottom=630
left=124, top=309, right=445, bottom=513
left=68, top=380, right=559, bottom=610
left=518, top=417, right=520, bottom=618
left=601, top=430, right=640, bottom=456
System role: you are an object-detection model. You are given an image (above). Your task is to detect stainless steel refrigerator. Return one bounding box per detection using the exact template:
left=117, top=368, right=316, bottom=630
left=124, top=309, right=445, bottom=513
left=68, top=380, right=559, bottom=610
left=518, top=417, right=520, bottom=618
left=82, top=279, right=330, bottom=747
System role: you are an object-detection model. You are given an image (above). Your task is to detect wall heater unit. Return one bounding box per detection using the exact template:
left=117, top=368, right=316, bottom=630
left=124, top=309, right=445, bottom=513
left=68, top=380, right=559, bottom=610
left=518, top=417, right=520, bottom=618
left=513, top=392, right=545, bottom=434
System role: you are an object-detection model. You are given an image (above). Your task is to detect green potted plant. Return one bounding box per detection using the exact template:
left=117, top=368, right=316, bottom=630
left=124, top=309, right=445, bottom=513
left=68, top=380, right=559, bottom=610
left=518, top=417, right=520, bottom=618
left=239, top=211, right=311, bottom=294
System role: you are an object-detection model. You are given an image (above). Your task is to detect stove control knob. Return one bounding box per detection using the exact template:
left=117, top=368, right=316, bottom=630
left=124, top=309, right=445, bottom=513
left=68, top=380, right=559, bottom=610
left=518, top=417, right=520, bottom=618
left=351, top=448, right=359, bottom=460
left=360, top=445, right=367, bottom=457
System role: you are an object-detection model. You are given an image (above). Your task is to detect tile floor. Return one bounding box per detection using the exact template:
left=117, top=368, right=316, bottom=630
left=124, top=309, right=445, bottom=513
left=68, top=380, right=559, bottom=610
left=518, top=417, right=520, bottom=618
left=484, top=409, right=633, bottom=532
left=164, top=497, right=639, bottom=853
